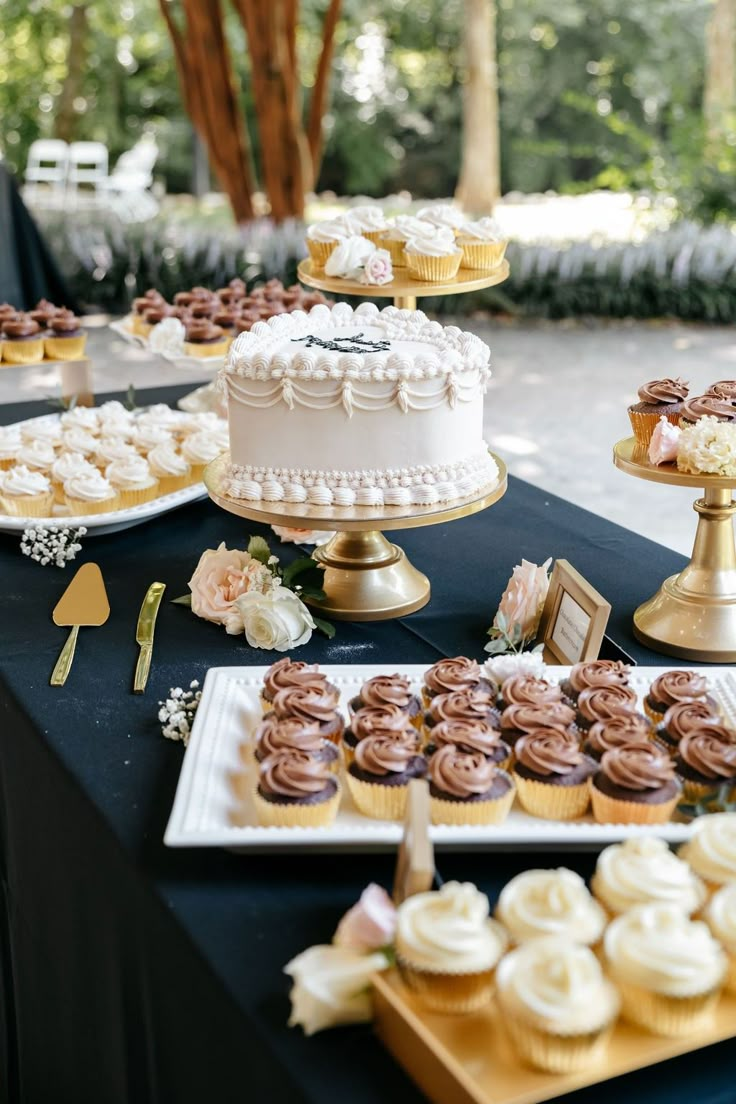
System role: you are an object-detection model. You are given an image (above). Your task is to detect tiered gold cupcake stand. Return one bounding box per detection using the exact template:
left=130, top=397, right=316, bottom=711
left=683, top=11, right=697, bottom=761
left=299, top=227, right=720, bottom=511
left=204, top=260, right=510, bottom=621
left=614, top=436, right=736, bottom=661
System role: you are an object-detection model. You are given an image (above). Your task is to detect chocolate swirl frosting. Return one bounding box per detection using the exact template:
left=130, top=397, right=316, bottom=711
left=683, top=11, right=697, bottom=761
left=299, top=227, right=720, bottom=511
left=424, top=657, right=484, bottom=695
left=502, top=676, right=563, bottom=707
left=360, top=674, right=415, bottom=710
left=431, top=719, right=503, bottom=756
left=185, top=319, right=223, bottom=342
left=500, top=702, right=575, bottom=734
left=351, top=705, right=416, bottom=743
left=258, top=750, right=331, bottom=796
left=264, top=658, right=326, bottom=699
left=48, top=311, right=82, bottom=335
left=662, top=700, right=719, bottom=742
left=586, top=713, right=652, bottom=756
left=678, top=728, right=736, bottom=779
left=707, top=380, right=736, bottom=401
left=681, top=395, right=736, bottom=422
left=569, top=660, right=630, bottom=693
left=515, top=730, right=584, bottom=776
left=255, top=717, right=324, bottom=757
left=577, top=685, right=638, bottom=723
left=354, top=733, right=422, bottom=775
left=429, top=745, right=496, bottom=797
left=2, top=316, right=40, bottom=338
left=272, top=686, right=340, bottom=723
left=429, top=690, right=498, bottom=725
left=637, top=377, right=689, bottom=404
left=600, top=742, right=675, bottom=790
left=649, top=671, right=708, bottom=708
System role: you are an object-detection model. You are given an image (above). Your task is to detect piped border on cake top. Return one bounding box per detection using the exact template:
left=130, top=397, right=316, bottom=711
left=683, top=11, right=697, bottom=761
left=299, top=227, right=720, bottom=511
left=223, top=449, right=499, bottom=508
left=222, top=302, right=491, bottom=383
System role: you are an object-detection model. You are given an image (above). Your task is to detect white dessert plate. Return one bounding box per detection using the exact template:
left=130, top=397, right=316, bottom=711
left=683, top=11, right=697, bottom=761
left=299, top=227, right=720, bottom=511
left=164, top=663, right=736, bottom=852
left=0, top=412, right=213, bottom=536
left=109, top=317, right=226, bottom=372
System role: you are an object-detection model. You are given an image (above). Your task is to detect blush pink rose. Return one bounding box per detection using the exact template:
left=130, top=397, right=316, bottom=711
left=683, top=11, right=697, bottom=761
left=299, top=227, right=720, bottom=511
left=188, top=543, right=270, bottom=634
left=334, top=884, right=397, bottom=952
left=271, top=525, right=335, bottom=546
left=494, top=558, right=552, bottom=641
left=360, top=249, right=393, bottom=286
left=648, top=415, right=680, bottom=465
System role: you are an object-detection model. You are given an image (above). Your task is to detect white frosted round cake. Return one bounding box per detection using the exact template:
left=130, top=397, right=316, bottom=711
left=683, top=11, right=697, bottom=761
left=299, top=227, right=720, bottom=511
left=220, top=301, right=498, bottom=507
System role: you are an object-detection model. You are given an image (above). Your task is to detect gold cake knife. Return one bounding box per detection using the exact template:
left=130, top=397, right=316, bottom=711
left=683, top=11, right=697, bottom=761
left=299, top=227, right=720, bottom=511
left=133, top=581, right=166, bottom=694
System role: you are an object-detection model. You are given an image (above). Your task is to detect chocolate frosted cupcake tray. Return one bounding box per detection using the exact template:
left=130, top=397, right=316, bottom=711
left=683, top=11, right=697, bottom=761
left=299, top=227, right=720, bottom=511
left=110, top=318, right=227, bottom=369
left=373, top=969, right=736, bottom=1104
left=164, top=663, right=736, bottom=851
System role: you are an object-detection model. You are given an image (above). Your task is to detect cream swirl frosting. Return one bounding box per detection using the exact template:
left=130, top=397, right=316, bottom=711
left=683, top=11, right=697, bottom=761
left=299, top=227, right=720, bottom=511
left=95, top=438, right=137, bottom=465
left=496, top=869, right=606, bottom=945
left=604, top=904, right=726, bottom=996
left=429, top=745, right=497, bottom=796
left=515, top=730, right=585, bottom=776
left=344, top=205, right=388, bottom=232
left=306, top=218, right=352, bottom=243
left=62, top=428, right=97, bottom=456
left=430, top=690, right=498, bottom=725
left=64, top=470, right=115, bottom=501
left=148, top=442, right=189, bottom=477
left=2, top=465, right=51, bottom=496
left=497, top=937, right=619, bottom=1032
left=416, top=204, right=467, bottom=230
left=649, top=670, right=709, bottom=707
left=637, top=377, right=689, bottom=404
left=354, top=732, right=421, bottom=775
left=600, top=742, right=675, bottom=790
left=678, top=727, right=736, bottom=778
left=457, top=217, right=504, bottom=242
left=396, top=881, right=506, bottom=972
left=681, top=394, right=736, bottom=422
left=661, top=699, right=719, bottom=741
left=705, top=882, right=736, bottom=953
left=707, top=380, right=736, bottom=401
left=679, top=813, right=736, bottom=885
left=359, top=674, right=415, bottom=710
left=425, top=657, right=484, bottom=696
left=181, top=432, right=223, bottom=465
left=404, top=227, right=459, bottom=257
left=105, top=455, right=154, bottom=489
left=382, top=215, right=434, bottom=241
left=21, top=419, right=62, bottom=447
left=502, top=675, right=563, bottom=707
left=263, top=658, right=325, bottom=699
left=16, top=439, right=55, bottom=470
left=0, top=425, right=21, bottom=458
left=51, top=451, right=95, bottom=483
left=351, top=705, right=416, bottom=743
left=258, top=750, right=332, bottom=797
left=500, top=702, right=575, bottom=734
left=255, top=717, right=325, bottom=757
left=60, top=406, right=100, bottom=431
left=586, top=713, right=651, bottom=756
left=568, top=660, right=630, bottom=694
left=272, top=685, right=340, bottom=722
left=593, top=838, right=706, bottom=915
left=577, top=684, right=638, bottom=722
left=431, top=719, right=503, bottom=757
left=133, top=424, right=174, bottom=452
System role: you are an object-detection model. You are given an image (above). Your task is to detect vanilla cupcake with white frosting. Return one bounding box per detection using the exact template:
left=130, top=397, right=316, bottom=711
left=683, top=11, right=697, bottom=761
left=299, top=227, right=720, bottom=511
left=51, top=451, right=96, bottom=504
left=60, top=406, right=100, bottom=433
left=135, top=403, right=181, bottom=432
left=147, top=441, right=191, bottom=493
left=497, top=937, right=619, bottom=1072
left=94, top=437, right=137, bottom=469
left=456, top=217, right=507, bottom=270
left=0, top=465, right=53, bottom=516
left=132, top=423, right=174, bottom=455
left=679, top=812, right=736, bottom=891
left=395, top=881, right=507, bottom=1012
left=404, top=226, right=462, bottom=283
left=180, top=431, right=223, bottom=479
left=379, top=216, right=435, bottom=267
left=64, top=469, right=118, bottom=515
left=16, top=439, right=56, bottom=473
left=175, top=412, right=224, bottom=439
left=343, top=204, right=389, bottom=244
left=0, top=425, right=21, bottom=470
left=496, top=868, right=606, bottom=946
left=62, top=428, right=98, bottom=458
left=106, top=454, right=159, bottom=506
left=604, top=903, right=726, bottom=1036
left=20, top=418, right=63, bottom=449
left=305, top=217, right=353, bottom=267
left=416, top=203, right=466, bottom=232
left=704, top=883, right=736, bottom=991
left=592, top=837, right=706, bottom=916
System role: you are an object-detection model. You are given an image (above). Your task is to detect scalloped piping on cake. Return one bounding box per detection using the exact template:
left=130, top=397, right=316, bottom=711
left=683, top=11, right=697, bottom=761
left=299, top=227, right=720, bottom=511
left=225, top=372, right=482, bottom=415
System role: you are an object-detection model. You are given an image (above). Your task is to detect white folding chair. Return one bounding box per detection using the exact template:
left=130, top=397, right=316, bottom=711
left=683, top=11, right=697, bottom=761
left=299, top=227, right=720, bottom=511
left=97, top=140, right=160, bottom=222
left=24, top=139, right=69, bottom=206
left=66, top=141, right=109, bottom=208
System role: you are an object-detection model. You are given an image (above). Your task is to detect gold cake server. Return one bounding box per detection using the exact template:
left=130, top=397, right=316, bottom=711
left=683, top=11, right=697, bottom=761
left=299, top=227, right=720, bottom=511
left=133, top=581, right=166, bottom=694
left=50, top=563, right=110, bottom=687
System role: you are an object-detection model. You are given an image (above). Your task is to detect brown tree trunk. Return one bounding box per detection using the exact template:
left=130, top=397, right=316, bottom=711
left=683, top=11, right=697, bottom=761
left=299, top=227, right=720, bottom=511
left=704, top=0, right=736, bottom=150
left=55, top=5, right=89, bottom=143
left=159, top=0, right=255, bottom=221
left=307, top=0, right=342, bottom=190
left=455, top=0, right=500, bottom=215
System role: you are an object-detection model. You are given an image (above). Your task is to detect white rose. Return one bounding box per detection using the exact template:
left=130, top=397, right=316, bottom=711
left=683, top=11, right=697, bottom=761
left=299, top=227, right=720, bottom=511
left=235, top=584, right=316, bottom=651
left=324, top=235, right=376, bottom=279
left=284, top=945, right=389, bottom=1035
left=148, top=317, right=186, bottom=357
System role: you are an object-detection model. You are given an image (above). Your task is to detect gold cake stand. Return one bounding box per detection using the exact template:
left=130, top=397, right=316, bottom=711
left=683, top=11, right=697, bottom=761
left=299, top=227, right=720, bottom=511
left=205, top=452, right=507, bottom=620
left=297, top=258, right=510, bottom=311
left=614, top=435, right=736, bottom=661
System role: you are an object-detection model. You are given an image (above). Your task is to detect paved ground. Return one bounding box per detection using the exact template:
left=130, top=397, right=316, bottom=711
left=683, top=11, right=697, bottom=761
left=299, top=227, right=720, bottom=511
left=2, top=316, right=735, bottom=556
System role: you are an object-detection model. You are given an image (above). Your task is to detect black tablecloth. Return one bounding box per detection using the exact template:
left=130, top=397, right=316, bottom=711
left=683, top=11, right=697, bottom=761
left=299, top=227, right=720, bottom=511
left=0, top=384, right=731, bottom=1104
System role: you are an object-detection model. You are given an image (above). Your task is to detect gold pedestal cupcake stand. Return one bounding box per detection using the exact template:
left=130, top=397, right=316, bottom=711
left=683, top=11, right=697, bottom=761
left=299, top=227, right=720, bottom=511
left=614, top=435, right=736, bottom=661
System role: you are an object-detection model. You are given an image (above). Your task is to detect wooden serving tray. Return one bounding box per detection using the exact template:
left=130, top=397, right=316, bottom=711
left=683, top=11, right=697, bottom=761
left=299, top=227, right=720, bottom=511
left=373, top=970, right=736, bottom=1104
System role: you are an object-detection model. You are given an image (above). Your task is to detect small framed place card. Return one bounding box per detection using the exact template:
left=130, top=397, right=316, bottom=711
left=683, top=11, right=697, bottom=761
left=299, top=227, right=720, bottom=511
left=537, top=559, right=611, bottom=665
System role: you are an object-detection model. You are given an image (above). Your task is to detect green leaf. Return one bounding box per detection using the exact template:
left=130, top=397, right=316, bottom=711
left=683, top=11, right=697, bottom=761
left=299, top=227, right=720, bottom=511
left=124, top=383, right=137, bottom=412
left=297, top=584, right=327, bottom=602
left=484, top=637, right=510, bottom=654
left=282, top=556, right=320, bottom=589
left=171, top=594, right=192, bottom=606
left=312, top=615, right=336, bottom=639
left=495, top=611, right=508, bottom=632
left=247, top=535, right=271, bottom=564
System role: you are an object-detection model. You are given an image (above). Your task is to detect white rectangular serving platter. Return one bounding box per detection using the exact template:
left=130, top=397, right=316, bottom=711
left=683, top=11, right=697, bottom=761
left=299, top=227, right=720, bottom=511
left=164, top=663, right=736, bottom=852
left=109, top=317, right=225, bottom=371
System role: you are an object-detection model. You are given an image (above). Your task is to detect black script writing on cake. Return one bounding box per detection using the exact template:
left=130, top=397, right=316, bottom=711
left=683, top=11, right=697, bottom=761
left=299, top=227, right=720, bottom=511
left=292, top=332, right=391, bottom=354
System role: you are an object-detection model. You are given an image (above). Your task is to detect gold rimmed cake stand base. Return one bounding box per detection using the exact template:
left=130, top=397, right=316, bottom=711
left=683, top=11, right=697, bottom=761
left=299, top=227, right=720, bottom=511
left=614, top=436, right=736, bottom=661
left=205, top=452, right=507, bottom=621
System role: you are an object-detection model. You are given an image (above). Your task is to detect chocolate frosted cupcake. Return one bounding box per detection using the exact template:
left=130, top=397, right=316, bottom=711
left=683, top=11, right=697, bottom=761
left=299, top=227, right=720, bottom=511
left=707, top=380, right=736, bottom=401
left=679, top=394, right=736, bottom=427
left=261, top=658, right=332, bottom=709
left=44, top=310, right=87, bottom=360
left=346, top=733, right=427, bottom=820
left=252, top=716, right=338, bottom=773
left=183, top=319, right=229, bottom=358
left=254, top=750, right=340, bottom=827
left=349, top=674, right=421, bottom=727
left=583, top=713, right=652, bottom=761
left=513, top=730, right=596, bottom=820
left=559, top=660, right=630, bottom=705
left=575, top=684, right=639, bottom=732
left=422, top=657, right=494, bottom=707
left=591, top=742, right=681, bottom=824
left=656, top=699, right=721, bottom=754
left=675, top=727, right=736, bottom=801
left=500, top=702, right=576, bottom=747
left=500, top=675, right=563, bottom=711
left=644, top=671, right=717, bottom=725
left=428, top=745, right=515, bottom=825
left=271, top=686, right=343, bottom=744
left=628, top=377, right=689, bottom=445
left=2, top=315, right=44, bottom=365
left=29, top=298, right=57, bottom=329
left=342, top=704, right=418, bottom=767
left=429, top=718, right=511, bottom=768
left=424, top=689, right=500, bottom=736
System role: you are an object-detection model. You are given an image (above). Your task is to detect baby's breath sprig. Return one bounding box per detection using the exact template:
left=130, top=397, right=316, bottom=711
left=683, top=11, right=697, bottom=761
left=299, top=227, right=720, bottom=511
left=158, top=681, right=202, bottom=746
left=20, top=525, right=87, bottom=568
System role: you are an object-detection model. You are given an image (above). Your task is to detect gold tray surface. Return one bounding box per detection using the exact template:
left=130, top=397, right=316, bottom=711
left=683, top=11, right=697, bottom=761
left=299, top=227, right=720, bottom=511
left=297, top=258, right=510, bottom=299
left=373, top=970, right=736, bottom=1104
left=204, top=451, right=507, bottom=533
left=614, top=436, right=736, bottom=489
